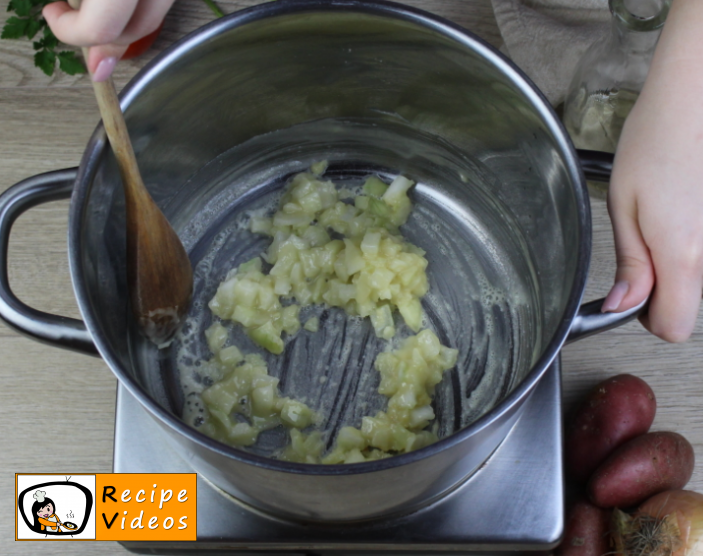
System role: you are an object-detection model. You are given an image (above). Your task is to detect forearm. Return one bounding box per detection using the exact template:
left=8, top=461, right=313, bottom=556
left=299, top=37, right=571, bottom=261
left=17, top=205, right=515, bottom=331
left=643, top=0, right=703, bottom=100
left=621, top=0, right=703, bottom=170
left=655, top=0, right=703, bottom=59
left=605, top=0, right=703, bottom=342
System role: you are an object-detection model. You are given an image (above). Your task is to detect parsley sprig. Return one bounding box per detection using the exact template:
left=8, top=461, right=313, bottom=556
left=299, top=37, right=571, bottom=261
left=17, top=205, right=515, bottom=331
left=2, top=0, right=227, bottom=77
left=2, top=0, right=85, bottom=76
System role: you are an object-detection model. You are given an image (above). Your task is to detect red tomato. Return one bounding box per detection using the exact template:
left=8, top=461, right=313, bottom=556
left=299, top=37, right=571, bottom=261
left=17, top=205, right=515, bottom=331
left=121, top=23, right=164, bottom=60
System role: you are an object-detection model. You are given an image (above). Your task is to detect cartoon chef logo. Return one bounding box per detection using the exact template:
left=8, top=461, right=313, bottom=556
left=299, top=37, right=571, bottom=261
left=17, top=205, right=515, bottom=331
left=16, top=475, right=95, bottom=540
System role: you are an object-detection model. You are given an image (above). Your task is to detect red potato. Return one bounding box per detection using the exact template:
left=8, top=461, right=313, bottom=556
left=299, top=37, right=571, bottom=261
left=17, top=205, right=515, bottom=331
left=566, top=374, right=656, bottom=483
left=555, top=500, right=611, bottom=556
left=588, top=431, right=695, bottom=509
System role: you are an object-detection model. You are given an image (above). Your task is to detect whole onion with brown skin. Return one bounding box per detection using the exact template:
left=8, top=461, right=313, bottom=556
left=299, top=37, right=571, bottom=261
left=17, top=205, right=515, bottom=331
left=612, top=490, right=703, bottom=556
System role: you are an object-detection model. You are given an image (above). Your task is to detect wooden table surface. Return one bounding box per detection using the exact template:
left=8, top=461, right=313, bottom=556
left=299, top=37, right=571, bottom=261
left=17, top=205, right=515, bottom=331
left=1, top=1, right=701, bottom=554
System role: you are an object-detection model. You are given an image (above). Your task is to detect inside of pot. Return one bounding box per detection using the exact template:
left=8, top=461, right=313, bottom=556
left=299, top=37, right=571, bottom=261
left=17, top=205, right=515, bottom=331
left=78, top=7, right=582, bottom=457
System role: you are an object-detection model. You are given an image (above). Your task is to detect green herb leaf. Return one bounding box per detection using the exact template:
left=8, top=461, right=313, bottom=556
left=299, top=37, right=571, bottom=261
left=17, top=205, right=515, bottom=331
left=34, top=47, right=56, bottom=76
left=1, top=16, right=29, bottom=39
left=202, top=0, right=224, bottom=18
left=4, top=0, right=82, bottom=77
left=34, top=29, right=57, bottom=49
left=57, top=50, right=85, bottom=75
left=24, top=16, right=42, bottom=39
left=12, top=0, right=32, bottom=17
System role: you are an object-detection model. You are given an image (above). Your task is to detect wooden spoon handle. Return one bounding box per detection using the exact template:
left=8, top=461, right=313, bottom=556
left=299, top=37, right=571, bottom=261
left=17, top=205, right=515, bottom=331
left=65, top=0, right=150, bottom=209
left=83, top=67, right=151, bottom=209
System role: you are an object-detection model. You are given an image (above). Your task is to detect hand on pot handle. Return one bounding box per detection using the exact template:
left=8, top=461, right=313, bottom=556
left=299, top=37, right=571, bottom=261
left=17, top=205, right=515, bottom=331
left=42, top=0, right=176, bottom=81
left=604, top=0, right=703, bottom=343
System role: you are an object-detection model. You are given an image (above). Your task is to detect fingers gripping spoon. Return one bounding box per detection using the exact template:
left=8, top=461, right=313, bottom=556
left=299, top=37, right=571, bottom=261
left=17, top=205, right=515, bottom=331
left=68, top=0, right=193, bottom=346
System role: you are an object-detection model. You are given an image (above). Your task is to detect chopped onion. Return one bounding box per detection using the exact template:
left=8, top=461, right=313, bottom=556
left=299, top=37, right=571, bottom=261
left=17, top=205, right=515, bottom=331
left=227, top=166, right=427, bottom=351
left=321, top=329, right=458, bottom=464
left=194, top=163, right=459, bottom=463
left=199, top=351, right=318, bottom=448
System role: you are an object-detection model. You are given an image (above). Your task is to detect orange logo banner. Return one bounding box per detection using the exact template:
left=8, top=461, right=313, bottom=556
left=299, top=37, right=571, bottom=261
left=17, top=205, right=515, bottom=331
left=95, top=474, right=197, bottom=541
left=17, top=473, right=197, bottom=542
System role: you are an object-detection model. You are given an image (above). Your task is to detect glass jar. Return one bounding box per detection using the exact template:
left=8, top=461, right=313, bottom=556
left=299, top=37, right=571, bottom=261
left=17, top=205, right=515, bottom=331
left=563, top=0, right=671, bottom=153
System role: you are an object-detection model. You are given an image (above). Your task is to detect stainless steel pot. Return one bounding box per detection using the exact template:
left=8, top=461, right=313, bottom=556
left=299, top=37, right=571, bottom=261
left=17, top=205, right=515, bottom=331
left=0, top=0, right=643, bottom=523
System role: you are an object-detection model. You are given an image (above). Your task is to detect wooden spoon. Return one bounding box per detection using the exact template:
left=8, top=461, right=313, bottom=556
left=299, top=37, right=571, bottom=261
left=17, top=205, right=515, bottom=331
left=69, top=0, right=193, bottom=346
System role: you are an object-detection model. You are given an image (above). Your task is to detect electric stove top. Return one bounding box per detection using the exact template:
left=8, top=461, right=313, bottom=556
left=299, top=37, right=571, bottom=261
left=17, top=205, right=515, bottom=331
left=115, top=357, right=563, bottom=554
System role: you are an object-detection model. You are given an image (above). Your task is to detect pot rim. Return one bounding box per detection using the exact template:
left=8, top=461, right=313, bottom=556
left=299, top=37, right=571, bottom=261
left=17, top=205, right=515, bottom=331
left=69, top=0, right=590, bottom=476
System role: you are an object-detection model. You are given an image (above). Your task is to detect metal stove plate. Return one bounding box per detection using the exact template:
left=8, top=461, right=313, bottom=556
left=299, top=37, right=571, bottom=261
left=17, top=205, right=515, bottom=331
left=115, top=359, right=562, bottom=554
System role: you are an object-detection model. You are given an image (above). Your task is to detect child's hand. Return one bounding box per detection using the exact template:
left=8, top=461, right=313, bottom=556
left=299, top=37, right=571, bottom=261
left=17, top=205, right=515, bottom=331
left=604, top=0, right=703, bottom=342
left=42, top=0, right=175, bottom=81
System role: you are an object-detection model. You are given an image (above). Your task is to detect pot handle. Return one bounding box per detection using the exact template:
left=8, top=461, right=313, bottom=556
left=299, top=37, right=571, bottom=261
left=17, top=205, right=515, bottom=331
left=0, top=169, right=98, bottom=356
left=576, top=149, right=614, bottom=183
left=567, top=297, right=648, bottom=344
left=567, top=149, right=649, bottom=343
